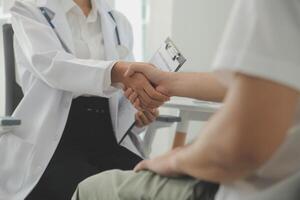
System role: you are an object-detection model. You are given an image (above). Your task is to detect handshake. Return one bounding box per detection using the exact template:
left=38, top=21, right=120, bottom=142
left=112, top=61, right=174, bottom=111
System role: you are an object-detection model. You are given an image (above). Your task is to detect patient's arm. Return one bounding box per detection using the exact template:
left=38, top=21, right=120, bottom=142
left=135, top=73, right=299, bottom=183
left=124, top=64, right=227, bottom=104
left=163, top=72, right=226, bottom=102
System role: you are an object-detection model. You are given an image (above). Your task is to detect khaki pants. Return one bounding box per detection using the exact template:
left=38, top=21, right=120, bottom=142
left=72, top=170, right=218, bottom=200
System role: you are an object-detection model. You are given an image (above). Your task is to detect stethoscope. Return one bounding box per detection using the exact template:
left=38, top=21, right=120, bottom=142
left=108, top=11, right=121, bottom=46
left=39, top=7, right=128, bottom=58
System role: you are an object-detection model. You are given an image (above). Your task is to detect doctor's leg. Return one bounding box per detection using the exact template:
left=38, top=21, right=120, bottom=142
left=26, top=97, right=142, bottom=200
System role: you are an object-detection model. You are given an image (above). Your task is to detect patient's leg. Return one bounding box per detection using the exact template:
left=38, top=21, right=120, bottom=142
left=72, top=170, right=218, bottom=200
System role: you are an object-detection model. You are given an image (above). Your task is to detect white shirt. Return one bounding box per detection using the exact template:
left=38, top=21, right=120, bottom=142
left=212, top=0, right=300, bottom=199
left=62, top=0, right=114, bottom=98
left=64, top=0, right=105, bottom=60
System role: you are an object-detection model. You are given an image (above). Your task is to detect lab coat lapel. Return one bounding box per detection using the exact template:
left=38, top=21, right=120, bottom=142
left=94, top=0, right=121, bottom=135
left=37, top=0, right=75, bottom=53
left=94, top=0, right=119, bottom=60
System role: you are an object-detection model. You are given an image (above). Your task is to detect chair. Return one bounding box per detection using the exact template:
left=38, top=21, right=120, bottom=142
left=131, top=115, right=181, bottom=158
left=3, top=23, right=23, bottom=116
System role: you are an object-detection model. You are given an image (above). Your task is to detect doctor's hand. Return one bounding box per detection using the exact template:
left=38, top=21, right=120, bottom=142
left=112, top=62, right=170, bottom=110
left=135, top=109, right=159, bottom=128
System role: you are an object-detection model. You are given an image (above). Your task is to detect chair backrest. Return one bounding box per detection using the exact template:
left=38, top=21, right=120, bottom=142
left=3, top=23, right=24, bottom=116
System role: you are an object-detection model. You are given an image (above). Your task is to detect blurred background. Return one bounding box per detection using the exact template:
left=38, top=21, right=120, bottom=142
left=0, top=0, right=235, bottom=155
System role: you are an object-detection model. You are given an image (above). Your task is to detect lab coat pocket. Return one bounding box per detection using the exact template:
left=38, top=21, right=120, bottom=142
left=0, top=133, right=33, bottom=193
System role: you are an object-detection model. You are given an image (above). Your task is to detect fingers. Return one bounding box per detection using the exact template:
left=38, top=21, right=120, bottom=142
left=134, top=99, right=142, bottom=110
left=124, top=88, right=138, bottom=104
left=124, top=88, right=143, bottom=110
left=135, top=112, right=144, bottom=127
left=139, top=111, right=151, bottom=125
left=144, top=83, right=170, bottom=102
left=124, top=88, right=133, bottom=98
left=135, top=109, right=158, bottom=127
left=135, top=83, right=168, bottom=109
left=143, top=109, right=158, bottom=122
left=137, top=88, right=163, bottom=109
left=134, top=160, right=149, bottom=172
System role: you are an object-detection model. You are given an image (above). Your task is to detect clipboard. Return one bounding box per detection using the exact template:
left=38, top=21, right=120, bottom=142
left=119, top=37, right=187, bottom=145
left=150, top=37, right=187, bottom=72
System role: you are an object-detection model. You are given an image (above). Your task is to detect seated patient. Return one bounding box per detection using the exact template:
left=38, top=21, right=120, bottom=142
left=72, top=0, right=300, bottom=199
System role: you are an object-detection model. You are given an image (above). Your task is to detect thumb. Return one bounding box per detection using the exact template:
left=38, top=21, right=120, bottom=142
left=124, top=64, right=145, bottom=77
left=134, top=160, right=148, bottom=172
left=124, top=66, right=136, bottom=77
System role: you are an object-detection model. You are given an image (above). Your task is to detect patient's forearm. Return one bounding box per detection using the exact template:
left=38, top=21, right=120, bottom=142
left=166, top=72, right=226, bottom=102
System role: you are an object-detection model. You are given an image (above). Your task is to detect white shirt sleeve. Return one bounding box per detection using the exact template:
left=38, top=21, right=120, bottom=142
left=212, top=0, right=300, bottom=92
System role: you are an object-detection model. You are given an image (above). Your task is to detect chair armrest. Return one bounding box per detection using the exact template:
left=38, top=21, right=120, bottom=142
left=0, top=117, right=21, bottom=126
left=136, top=115, right=181, bottom=158
left=156, top=115, right=181, bottom=123
left=0, top=117, right=21, bottom=136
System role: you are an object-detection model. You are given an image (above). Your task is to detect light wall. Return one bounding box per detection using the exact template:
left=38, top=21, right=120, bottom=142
left=144, top=0, right=173, bottom=60
left=172, top=0, right=235, bottom=72
left=171, top=0, right=235, bottom=141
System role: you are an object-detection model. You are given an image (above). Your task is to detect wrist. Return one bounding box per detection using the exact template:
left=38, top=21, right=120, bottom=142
left=163, top=72, right=179, bottom=97
left=170, top=147, right=185, bottom=174
left=111, top=61, right=130, bottom=83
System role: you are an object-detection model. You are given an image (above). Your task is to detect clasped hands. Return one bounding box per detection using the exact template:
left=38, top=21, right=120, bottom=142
left=112, top=61, right=170, bottom=110
left=112, top=61, right=170, bottom=126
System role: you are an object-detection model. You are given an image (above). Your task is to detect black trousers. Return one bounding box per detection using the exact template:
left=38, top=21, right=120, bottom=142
left=26, top=97, right=142, bottom=200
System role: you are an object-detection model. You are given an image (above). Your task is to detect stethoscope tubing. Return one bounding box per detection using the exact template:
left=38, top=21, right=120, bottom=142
left=39, top=7, right=122, bottom=48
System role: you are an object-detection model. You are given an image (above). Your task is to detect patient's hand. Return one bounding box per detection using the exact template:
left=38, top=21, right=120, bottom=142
left=134, top=147, right=184, bottom=177
left=112, top=61, right=169, bottom=110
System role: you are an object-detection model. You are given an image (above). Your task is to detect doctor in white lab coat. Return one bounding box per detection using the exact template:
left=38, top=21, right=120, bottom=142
left=0, top=0, right=168, bottom=199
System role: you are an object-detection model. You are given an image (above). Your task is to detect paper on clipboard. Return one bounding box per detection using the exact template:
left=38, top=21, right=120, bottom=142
left=149, top=37, right=187, bottom=72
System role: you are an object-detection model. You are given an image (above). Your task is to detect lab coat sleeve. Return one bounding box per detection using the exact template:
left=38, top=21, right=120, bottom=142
left=10, top=1, right=118, bottom=97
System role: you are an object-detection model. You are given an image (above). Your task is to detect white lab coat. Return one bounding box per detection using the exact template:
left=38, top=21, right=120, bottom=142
left=0, top=0, right=142, bottom=199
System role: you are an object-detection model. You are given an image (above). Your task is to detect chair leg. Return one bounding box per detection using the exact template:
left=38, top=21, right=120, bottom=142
left=172, top=131, right=187, bottom=149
